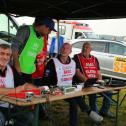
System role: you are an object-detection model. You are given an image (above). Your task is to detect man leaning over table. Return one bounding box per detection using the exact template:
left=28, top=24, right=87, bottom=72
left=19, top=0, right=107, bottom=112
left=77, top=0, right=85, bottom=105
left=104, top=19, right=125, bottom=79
left=42, top=43, right=103, bottom=126
left=0, top=43, right=37, bottom=126
left=73, top=42, right=114, bottom=118
left=12, top=16, right=56, bottom=83
left=11, top=17, right=56, bottom=119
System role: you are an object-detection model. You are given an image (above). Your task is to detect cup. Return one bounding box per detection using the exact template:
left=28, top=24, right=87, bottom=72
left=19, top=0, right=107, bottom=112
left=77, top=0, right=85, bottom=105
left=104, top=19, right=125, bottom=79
left=75, top=84, right=83, bottom=91
left=26, top=92, right=34, bottom=101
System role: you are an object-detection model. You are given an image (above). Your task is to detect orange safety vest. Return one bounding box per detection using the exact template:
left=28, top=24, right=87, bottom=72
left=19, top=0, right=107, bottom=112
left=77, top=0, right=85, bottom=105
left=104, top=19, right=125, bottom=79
left=78, top=53, right=99, bottom=79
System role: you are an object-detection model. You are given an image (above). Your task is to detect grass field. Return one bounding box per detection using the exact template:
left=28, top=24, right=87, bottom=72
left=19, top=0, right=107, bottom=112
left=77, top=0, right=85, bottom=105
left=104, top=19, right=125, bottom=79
left=40, top=89, right=126, bottom=126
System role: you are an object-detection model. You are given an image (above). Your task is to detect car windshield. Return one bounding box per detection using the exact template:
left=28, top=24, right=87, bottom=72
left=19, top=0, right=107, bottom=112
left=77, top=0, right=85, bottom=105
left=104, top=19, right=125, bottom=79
left=83, top=32, right=99, bottom=39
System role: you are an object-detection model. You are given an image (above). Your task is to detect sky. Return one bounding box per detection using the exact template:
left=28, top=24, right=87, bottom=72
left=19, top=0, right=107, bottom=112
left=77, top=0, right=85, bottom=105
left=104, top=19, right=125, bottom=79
left=15, top=16, right=126, bottom=36
left=15, top=16, right=35, bottom=26
left=83, top=19, right=126, bottom=36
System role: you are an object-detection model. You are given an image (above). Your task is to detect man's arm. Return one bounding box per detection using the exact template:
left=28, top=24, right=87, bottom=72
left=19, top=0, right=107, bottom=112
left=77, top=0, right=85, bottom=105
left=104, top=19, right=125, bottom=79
left=11, top=26, right=30, bottom=73
left=12, top=50, right=21, bottom=73
left=0, top=88, right=18, bottom=95
left=73, top=54, right=87, bottom=82
left=23, top=83, right=36, bottom=90
left=97, top=70, right=102, bottom=80
left=76, top=69, right=87, bottom=82
left=95, top=57, right=102, bottom=80
left=0, top=83, right=36, bottom=95
left=42, top=59, right=57, bottom=87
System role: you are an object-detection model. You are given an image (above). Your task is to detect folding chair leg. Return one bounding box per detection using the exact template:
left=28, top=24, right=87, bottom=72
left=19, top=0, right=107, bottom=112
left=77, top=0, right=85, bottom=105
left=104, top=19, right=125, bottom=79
left=119, top=93, right=126, bottom=106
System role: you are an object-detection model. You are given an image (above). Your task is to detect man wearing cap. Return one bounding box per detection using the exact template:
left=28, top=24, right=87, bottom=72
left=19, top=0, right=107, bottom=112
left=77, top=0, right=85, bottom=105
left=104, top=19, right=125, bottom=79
left=12, top=17, right=56, bottom=83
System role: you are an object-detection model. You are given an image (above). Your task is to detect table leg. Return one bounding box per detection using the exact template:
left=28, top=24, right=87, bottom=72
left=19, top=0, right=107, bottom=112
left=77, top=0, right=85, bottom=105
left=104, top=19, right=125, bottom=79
left=101, top=91, right=120, bottom=126
left=115, top=90, right=119, bottom=126
left=32, top=104, right=39, bottom=126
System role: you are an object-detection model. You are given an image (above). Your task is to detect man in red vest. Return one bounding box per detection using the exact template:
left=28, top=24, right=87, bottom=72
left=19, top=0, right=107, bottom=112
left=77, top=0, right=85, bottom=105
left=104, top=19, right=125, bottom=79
left=73, top=42, right=114, bottom=118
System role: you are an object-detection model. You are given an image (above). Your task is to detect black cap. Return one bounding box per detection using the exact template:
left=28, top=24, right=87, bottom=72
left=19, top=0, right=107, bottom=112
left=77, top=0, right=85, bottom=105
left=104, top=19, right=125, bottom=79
left=35, top=17, right=57, bottom=32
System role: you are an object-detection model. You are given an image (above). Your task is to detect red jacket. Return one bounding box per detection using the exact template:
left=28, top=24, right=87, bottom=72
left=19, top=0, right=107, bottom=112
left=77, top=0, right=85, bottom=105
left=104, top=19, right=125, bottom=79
left=32, top=36, right=47, bottom=79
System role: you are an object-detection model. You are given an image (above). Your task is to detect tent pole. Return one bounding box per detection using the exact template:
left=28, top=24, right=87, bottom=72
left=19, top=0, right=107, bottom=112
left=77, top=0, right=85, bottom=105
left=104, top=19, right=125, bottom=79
left=57, top=20, right=60, bottom=54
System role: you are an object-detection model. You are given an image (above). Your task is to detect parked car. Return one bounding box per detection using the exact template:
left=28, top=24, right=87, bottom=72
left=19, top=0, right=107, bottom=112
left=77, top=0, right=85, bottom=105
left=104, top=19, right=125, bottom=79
left=1, top=13, right=126, bottom=81
left=70, top=39, right=126, bottom=81
left=0, top=13, right=18, bottom=43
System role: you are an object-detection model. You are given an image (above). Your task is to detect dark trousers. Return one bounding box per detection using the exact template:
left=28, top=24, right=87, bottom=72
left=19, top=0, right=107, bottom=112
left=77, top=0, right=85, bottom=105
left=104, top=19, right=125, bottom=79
left=66, top=96, right=89, bottom=126
left=0, top=106, right=34, bottom=126
left=32, top=78, right=43, bottom=87
left=89, top=91, right=112, bottom=113
left=21, top=73, right=32, bottom=83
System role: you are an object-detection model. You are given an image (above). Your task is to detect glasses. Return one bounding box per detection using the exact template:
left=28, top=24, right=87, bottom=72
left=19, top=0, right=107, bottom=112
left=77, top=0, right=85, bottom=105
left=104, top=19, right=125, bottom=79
left=83, top=46, right=92, bottom=51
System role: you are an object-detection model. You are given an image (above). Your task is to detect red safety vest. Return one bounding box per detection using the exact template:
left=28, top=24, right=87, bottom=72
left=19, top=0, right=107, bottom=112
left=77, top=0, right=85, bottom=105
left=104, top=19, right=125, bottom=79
left=32, top=36, right=47, bottom=79
left=78, top=53, right=99, bottom=79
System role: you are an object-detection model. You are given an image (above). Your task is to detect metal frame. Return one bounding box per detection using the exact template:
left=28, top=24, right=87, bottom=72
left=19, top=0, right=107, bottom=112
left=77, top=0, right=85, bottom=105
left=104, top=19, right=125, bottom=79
left=101, top=90, right=120, bottom=126
left=32, top=90, right=123, bottom=126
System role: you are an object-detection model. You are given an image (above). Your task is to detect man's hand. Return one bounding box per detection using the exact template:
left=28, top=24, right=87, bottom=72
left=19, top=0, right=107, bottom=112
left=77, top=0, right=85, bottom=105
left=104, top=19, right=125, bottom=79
left=15, top=86, right=25, bottom=93
left=15, top=83, right=37, bottom=93
left=24, top=83, right=37, bottom=90
left=12, top=51, right=21, bottom=74
left=36, top=56, right=46, bottom=66
left=84, top=76, right=88, bottom=82
left=76, top=69, right=88, bottom=82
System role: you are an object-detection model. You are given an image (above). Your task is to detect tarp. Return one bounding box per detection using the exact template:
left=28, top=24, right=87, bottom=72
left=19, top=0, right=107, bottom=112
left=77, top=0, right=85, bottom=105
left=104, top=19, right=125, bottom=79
left=0, top=0, right=126, bottom=19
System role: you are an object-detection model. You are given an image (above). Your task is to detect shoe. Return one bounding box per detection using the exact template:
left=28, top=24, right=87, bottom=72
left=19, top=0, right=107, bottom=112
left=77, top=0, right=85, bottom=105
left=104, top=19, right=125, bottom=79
left=100, top=111, right=115, bottom=118
left=89, top=111, right=103, bottom=123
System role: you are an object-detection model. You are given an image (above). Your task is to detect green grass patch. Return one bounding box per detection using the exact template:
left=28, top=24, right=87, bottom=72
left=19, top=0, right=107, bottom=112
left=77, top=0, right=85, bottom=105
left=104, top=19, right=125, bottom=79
left=39, top=89, right=126, bottom=126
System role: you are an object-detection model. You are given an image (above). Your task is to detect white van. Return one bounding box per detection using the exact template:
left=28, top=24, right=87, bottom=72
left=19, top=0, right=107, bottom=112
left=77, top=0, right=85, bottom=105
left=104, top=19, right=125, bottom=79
left=48, top=20, right=99, bottom=44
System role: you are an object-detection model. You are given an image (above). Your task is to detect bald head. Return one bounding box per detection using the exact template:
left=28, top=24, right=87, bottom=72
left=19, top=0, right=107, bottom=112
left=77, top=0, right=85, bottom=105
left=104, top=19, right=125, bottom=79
left=81, top=42, right=92, bottom=57
left=60, top=43, right=72, bottom=57
left=62, top=43, right=72, bottom=49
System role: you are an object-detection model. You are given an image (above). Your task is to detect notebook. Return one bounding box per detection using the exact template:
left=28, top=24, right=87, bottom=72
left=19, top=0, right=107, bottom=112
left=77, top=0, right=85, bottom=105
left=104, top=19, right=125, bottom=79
left=83, top=78, right=98, bottom=88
